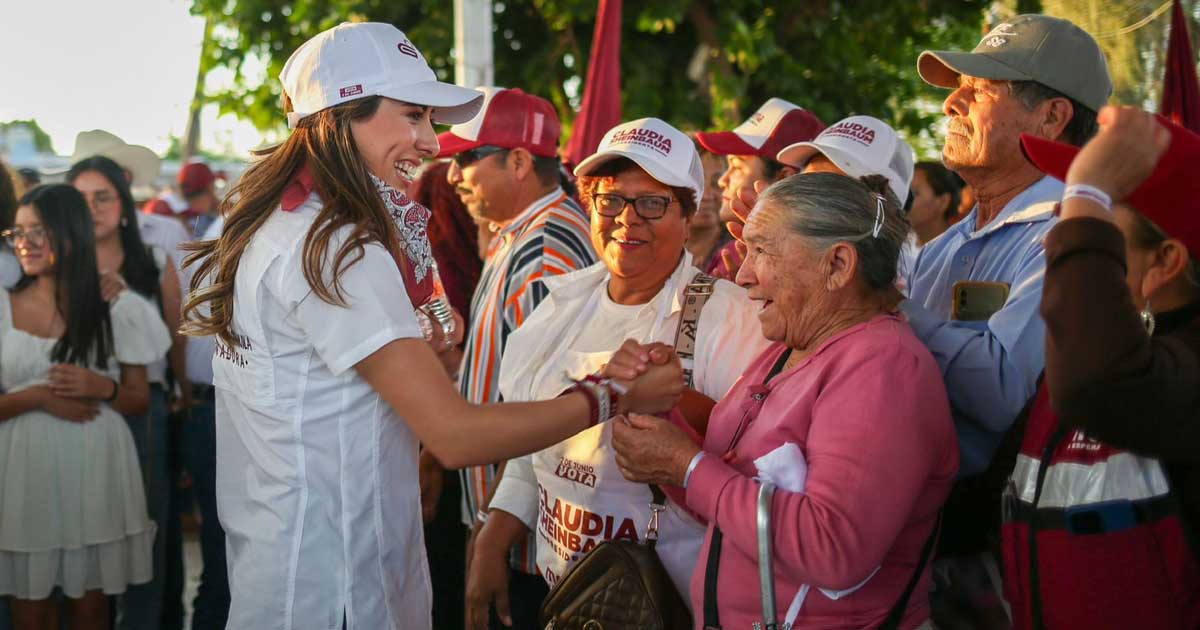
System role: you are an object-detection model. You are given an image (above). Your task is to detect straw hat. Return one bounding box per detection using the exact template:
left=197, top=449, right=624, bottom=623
left=69, top=130, right=161, bottom=188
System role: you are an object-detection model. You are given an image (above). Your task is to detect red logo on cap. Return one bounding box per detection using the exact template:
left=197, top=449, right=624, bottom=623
left=611, top=128, right=673, bottom=156
left=339, top=84, right=363, bottom=98
left=823, top=121, right=876, bottom=146
left=397, top=40, right=419, bottom=59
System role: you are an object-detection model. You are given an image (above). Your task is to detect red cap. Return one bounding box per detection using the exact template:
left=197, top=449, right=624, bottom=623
left=178, top=162, right=216, bottom=196
left=1021, top=115, right=1200, bottom=256
left=143, top=194, right=201, bottom=218
left=143, top=197, right=174, bottom=216
left=696, top=98, right=824, bottom=161
left=436, top=87, right=560, bottom=158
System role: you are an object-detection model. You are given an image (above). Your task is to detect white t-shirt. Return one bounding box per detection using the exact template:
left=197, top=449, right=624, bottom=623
left=490, top=253, right=770, bottom=600
left=214, top=193, right=428, bottom=630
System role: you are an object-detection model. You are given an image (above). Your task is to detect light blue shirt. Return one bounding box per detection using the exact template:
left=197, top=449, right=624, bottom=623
left=902, top=176, right=1062, bottom=476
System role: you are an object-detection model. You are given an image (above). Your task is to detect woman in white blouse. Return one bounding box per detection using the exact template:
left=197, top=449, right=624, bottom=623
left=180, top=24, right=682, bottom=630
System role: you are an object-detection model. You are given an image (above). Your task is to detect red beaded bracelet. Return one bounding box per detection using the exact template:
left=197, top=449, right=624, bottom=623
left=568, top=380, right=600, bottom=428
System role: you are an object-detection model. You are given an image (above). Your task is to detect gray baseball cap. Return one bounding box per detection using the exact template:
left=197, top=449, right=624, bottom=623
left=917, top=14, right=1112, bottom=113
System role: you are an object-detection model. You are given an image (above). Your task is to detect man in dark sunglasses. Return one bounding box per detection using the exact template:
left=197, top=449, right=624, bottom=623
left=434, top=87, right=597, bottom=630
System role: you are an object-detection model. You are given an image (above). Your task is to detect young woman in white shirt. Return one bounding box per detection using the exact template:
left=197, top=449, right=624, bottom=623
left=181, top=23, right=681, bottom=630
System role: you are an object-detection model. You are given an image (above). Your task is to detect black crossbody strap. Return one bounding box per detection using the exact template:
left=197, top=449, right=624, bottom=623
left=879, top=510, right=942, bottom=630
left=700, top=347, right=792, bottom=630
left=702, top=529, right=724, bottom=630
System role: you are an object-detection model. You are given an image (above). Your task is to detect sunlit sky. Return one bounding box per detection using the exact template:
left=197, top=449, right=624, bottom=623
left=0, top=0, right=268, bottom=159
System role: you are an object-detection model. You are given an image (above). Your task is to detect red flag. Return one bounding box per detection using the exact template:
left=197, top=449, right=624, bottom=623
left=1161, top=0, right=1200, bottom=134
left=564, top=0, right=622, bottom=169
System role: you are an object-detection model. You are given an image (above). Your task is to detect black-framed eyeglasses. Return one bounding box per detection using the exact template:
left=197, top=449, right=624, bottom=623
left=592, top=193, right=676, bottom=220
left=452, top=145, right=509, bottom=169
left=1, top=227, right=48, bottom=249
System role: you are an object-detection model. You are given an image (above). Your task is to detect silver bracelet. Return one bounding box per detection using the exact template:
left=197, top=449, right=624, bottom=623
left=475, top=509, right=489, bottom=525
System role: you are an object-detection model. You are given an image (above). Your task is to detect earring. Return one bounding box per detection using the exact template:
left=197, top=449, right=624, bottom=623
left=1140, top=300, right=1156, bottom=336
left=120, top=217, right=128, bottom=227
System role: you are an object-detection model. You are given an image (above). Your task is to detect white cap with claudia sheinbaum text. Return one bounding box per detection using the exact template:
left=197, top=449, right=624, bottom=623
left=776, top=115, right=915, bottom=203
left=280, top=22, right=483, bottom=128
left=573, top=117, right=705, bottom=206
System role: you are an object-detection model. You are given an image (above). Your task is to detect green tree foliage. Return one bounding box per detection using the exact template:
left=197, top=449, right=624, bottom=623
left=0, top=120, right=55, bottom=154
left=190, top=0, right=988, bottom=145
left=1002, top=0, right=1200, bottom=109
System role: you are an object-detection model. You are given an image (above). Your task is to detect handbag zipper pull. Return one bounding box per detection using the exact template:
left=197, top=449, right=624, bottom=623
left=646, top=501, right=664, bottom=541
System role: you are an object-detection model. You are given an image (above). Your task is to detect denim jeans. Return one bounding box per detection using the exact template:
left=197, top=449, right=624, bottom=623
left=181, top=397, right=229, bottom=630
left=117, top=385, right=175, bottom=630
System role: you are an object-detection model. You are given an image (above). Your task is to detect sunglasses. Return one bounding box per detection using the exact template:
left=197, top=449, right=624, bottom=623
left=452, top=146, right=509, bottom=169
left=592, top=193, right=676, bottom=220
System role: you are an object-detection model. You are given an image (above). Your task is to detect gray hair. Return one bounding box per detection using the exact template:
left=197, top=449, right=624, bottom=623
left=757, top=172, right=910, bottom=291
left=1006, top=80, right=1098, bottom=147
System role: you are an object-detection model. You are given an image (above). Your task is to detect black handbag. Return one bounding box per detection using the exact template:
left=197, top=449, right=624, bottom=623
left=537, top=485, right=692, bottom=630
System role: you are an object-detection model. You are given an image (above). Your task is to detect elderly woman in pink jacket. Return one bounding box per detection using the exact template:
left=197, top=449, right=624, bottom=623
left=609, top=172, right=958, bottom=630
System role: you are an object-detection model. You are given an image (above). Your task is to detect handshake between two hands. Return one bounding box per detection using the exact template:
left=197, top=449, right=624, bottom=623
left=602, top=340, right=701, bottom=488
left=602, top=339, right=686, bottom=416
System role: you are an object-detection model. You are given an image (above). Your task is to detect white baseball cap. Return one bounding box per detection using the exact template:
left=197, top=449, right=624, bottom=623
left=573, top=118, right=704, bottom=206
left=280, top=22, right=483, bottom=129
left=776, top=115, right=915, bottom=203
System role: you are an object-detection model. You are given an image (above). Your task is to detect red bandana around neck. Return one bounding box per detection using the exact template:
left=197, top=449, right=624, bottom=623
left=279, top=164, right=435, bottom=307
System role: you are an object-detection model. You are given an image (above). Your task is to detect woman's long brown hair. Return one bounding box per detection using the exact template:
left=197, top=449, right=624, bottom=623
left=181, top=96, right=404, bottom=345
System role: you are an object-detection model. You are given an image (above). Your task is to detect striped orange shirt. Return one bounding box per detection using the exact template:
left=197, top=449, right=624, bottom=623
left=458, top=188, right=595, bottom=573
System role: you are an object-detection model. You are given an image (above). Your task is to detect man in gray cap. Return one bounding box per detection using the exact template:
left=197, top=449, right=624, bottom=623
left=902, top=14, right=1111, bottom=625
left=909, top=12, right=1111, bottom=475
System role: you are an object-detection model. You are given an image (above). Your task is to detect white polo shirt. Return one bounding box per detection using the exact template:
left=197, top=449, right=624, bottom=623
left=214, top=192, right=429, bottom=630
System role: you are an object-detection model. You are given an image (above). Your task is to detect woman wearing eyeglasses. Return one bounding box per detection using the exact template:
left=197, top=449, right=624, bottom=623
left=464, top=118, right=770, bottom=629
left=0, top=185, right=170, bottom=629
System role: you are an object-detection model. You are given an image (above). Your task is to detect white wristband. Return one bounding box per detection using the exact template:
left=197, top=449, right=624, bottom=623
left=683, top=451, right=706, bottom=488
left=1063, top=184, right=1113, bottom=212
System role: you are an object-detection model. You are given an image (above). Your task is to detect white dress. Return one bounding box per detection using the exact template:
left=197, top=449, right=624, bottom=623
left=0, top=289, right=171, bottom=599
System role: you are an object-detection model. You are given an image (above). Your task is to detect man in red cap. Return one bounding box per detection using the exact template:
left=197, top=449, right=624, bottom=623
left=695, top=98, right=824, bottom=279
left=439, top=87, right=596, bottom=630
left=177, top=162, right=221, bottom=235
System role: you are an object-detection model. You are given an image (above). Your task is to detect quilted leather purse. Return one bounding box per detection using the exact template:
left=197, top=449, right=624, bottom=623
left=537, top=273, right=716, bottom=630
left=537, top=485, right=692, bottom=630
